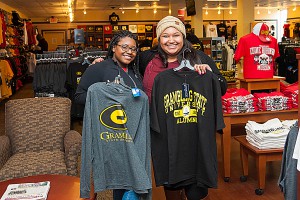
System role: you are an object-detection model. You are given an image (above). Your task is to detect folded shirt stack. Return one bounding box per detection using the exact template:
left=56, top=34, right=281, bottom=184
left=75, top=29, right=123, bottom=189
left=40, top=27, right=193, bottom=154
left=253, top=92, right=293, bottom=111
left=245, top=118, right=297, bottom=149
left=281, top=82, right=298, bottom=108
left=222, top=88, right=258, bottom=114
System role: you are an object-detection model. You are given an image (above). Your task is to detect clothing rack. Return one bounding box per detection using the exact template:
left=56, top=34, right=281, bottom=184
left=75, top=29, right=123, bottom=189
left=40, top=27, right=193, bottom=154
left=68, top=50, right=107, bottom=66
left=0, top=8, right=11, bottom=15
left=36, top=52, right=67, bottom=64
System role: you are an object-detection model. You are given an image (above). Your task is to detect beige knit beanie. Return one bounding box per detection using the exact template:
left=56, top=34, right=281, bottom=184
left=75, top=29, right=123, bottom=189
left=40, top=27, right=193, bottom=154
left=156, top=16, right=186, bottom=38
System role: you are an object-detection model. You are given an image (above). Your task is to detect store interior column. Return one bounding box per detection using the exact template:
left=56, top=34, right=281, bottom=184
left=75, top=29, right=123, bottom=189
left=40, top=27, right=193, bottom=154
left=237, top=0, right=255, bottom=39
left=191, top=0, right=204, bottom=37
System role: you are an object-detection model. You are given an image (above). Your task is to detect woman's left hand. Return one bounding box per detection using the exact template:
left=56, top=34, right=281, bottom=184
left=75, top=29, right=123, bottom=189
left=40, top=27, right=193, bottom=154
left=194, top=64, right=212, bottom=75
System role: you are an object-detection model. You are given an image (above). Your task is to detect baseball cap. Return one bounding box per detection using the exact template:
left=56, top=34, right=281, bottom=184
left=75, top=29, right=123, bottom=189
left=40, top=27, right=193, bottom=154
left=252, top=23, right=272, bottom=42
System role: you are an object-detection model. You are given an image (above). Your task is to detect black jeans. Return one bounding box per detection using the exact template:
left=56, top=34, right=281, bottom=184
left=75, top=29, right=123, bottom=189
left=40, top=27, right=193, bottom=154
left=165, top=183, right=208, bottom=200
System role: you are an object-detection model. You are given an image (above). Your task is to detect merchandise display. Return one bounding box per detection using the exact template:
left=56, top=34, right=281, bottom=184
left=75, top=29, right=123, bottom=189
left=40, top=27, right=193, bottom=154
left=76, top=24, right=155, bottom=50
left=234, top=23, right=280, bottom=79
left=0, top=10, right=30, bottom=102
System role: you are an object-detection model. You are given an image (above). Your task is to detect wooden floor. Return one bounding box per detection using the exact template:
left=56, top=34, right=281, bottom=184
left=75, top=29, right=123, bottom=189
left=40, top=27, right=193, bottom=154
left=0, top=82, right=285, bottom=200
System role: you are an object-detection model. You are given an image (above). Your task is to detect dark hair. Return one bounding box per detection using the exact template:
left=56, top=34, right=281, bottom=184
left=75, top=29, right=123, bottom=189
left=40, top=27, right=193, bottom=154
left=157, top=38, right=202, bottom=67
left=36, top=34, right=43, bottom=41
left=106, top=30, right=142, bottom=80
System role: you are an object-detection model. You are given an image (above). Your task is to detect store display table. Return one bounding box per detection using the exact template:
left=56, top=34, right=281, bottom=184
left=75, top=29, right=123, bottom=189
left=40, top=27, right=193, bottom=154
left=0, top=174, right=96, bottom=200
left=234, top=135, right=283, bottom=195
left=221, top=109, right=298, bottom=182
left=236, top=76, right=285, bottom=93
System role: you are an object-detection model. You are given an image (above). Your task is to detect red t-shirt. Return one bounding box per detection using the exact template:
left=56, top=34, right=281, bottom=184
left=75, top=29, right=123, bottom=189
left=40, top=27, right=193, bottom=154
left=234, top=33, right=280, bottom=79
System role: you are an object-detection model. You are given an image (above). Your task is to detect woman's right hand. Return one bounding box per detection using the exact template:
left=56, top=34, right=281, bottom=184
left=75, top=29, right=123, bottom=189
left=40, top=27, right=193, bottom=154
left=91, top=57, right=104, bottom=65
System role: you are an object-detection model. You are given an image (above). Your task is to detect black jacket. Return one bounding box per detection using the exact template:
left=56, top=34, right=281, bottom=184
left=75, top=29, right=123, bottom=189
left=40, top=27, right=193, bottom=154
left=139, top=49, right=228, bottom=95
left=36, top=38, right=48, bottom=54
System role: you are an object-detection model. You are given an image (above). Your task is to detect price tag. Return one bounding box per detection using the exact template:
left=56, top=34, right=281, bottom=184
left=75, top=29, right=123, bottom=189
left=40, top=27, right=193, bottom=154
left=182, top=83, right=189, bottom=98
left=132, top=88, right=141, bottom=97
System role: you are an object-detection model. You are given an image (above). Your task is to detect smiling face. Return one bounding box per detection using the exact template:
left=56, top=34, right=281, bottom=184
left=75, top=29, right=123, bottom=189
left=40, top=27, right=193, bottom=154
left=159, top=27, right=184, bottom=60
left=112, top=36, right=137, bottom=68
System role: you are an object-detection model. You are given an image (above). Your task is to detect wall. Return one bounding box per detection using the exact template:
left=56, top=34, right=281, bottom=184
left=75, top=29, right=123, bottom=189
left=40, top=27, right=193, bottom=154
left=0, top=2, right=27, bottom=18
left=287, top=6, right=300, bottom=20
left=32, top=9, right=170, bottom=23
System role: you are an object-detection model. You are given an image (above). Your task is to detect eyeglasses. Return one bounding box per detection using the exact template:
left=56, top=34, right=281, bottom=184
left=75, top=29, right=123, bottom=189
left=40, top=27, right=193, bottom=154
left=116, top=44, right=138, bottom=53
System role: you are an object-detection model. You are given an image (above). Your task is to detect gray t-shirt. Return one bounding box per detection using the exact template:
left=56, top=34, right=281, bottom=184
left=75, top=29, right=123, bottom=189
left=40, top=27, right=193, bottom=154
left=80, top=82, right=151, bottom=199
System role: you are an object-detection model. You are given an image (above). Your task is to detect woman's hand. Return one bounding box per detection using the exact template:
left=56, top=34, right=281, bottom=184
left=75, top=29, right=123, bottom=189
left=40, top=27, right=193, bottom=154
left=91, top=57, right=104, bottom=65
left=194, top=64, right=212, bottom=75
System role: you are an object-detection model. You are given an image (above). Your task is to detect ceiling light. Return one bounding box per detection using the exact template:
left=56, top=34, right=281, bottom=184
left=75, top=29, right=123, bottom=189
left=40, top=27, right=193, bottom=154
left=293, top=6, right=297, bottom=11
left=205, top=9, right=208, bottom=15
left=229, top=9, right=232, bottom=14
left=268, top=9, right=271, bottom=14
left=153, top=9, right=157, bottom=14
left=218, top=9, right=221, bottom=14
left=257, top=10, right=260, bottom=14
left=136, top=9, right=139, bottom=13
left=83, top=9, right=86, bottom=14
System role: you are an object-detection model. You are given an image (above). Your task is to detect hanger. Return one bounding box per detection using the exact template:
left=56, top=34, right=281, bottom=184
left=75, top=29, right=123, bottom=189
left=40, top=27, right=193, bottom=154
left=173, top=48, right=194, bottom=71
left=112, top=74, right=131, bottom=89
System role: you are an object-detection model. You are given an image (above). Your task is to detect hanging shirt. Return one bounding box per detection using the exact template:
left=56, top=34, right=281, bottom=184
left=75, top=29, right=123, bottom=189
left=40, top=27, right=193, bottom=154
left=234, top=33, right=280, bottom=79
left=150, top=69, right=225, bottom=188
left=283, top=24, right=290, bottom=38
left=80, top=82, right=152, bottom=199
left=0, top=60, right=14, bottom=100
left=289, top=23, right=295, bottom=38
left=217, top=23, right=228, bottom=39
left=205, top=24, right=218, bottom=37
left=66, top=62, right=89, bottom=118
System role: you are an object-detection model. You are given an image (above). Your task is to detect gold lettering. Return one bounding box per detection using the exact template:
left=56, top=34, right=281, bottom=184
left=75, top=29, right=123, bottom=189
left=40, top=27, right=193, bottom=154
left=99, top=132, right=133, bottom=142
left=177, top=117, right=197, bottom=124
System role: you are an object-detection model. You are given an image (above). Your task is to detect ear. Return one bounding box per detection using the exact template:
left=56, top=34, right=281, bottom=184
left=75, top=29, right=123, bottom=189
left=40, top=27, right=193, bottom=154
left=112, top=46, right=116, bottom=52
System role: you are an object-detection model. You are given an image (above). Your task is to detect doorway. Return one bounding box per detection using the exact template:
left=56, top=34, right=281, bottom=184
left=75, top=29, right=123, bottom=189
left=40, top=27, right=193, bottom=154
left=42, top=30, right=66, bottom=51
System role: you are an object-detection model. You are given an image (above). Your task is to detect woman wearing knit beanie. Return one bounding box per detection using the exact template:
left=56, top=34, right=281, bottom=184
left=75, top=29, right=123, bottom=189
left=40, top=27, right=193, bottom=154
left=139, top=16, right=227, bottom=200
left=140, top=16, right=227, bottom=102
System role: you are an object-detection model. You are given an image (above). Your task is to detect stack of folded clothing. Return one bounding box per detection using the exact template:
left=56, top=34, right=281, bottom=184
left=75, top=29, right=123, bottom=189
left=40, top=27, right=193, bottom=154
left=222, top=88, right=258, bottom=113
left=253, top=91, right=292, bottom=111
left=221, top=70, right=236, bottom=83
left=281, top=82, right=298, bottom=108
left=245, top=118, right=297, bottom=149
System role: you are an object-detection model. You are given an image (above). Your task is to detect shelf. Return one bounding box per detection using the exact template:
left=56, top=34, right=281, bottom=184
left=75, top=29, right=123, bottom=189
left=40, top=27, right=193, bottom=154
left=71, top=24, right=155, bottom=51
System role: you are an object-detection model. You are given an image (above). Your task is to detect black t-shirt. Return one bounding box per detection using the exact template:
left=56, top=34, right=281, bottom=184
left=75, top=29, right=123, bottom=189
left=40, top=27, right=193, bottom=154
left=66, top=62, right=89, bottom=118
left=217, top=23, right=228, bottom=39
left=150, top=69, right=225, bottom=188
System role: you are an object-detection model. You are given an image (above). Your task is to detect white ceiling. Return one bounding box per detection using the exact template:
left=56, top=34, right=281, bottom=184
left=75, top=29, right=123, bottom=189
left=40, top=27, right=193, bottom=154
left=1, top=0, right=299, bottom=19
